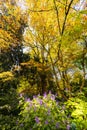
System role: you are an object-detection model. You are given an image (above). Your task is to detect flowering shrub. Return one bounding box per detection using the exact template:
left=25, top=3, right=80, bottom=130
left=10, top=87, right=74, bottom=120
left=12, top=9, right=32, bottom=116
left=17, top=92, right=70, bottom=130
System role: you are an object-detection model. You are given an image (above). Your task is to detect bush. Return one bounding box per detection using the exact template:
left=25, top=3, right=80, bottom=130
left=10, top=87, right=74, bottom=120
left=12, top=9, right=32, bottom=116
left=17, top=92, right=70, bottom=130
left=65, top=97, right=87, bottom=130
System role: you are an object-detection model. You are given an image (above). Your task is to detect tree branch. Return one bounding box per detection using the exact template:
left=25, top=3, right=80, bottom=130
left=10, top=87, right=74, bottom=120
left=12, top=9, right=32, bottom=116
left=61, top=0, right=74, bottom=35
left=53, top=0, right=61, bottom=35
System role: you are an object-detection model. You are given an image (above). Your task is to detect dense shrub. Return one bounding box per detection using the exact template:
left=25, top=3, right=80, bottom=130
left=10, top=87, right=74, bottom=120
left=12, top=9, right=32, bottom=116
left=17, top=92, right=70, bottom=130
left=65, top=97, right=87, bottom=130
left=1, top=92, right=87, bottom=130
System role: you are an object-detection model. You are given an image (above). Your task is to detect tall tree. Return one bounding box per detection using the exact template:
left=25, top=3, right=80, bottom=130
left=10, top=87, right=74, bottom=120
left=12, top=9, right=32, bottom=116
left=24, top=0, right=87, bottom=98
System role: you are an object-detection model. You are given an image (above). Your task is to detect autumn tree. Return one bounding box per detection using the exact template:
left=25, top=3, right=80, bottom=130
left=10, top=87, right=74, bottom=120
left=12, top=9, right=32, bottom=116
left=0, top=0, right=87, bottom=99
left=23, top=0, right=87, bottom=98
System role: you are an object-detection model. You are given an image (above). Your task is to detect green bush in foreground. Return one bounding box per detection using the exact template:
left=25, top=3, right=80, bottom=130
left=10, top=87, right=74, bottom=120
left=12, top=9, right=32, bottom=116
left=1, top=92, right=87, bottom=130
left=17, top=92, right=70, bottom=130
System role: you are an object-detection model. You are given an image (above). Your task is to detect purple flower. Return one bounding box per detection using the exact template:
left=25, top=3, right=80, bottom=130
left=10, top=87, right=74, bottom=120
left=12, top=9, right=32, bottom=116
left=51, top=94, right=55, bottom=100
left=47, top=109, right=50, bottom=115
left=43, top=92, right=47, bottom=98
left=49, top=91, right=52, bottom=94
left=67, top=124, right=71, bottom=130
left=45, top=120, right=48, bottom=125
left=16, top=121, right=18, bottom=125
left=65, top=88, right=68, bottom=92
left=35, top=116, right=39, bottom=123
left=38, top=94, right=40, bottom=96
left=33, top=95, right=36, bottom=99
left=20, top=123, right=23, bottom=127
left=39, top=99, right=43, bottom=105
left=29, top=102, right=32, bottom=107
left=19, top=93, right=23, bottom=97
left=55, top=122, right=59, bottom=128
left=25, top=97, right=30, bottom=102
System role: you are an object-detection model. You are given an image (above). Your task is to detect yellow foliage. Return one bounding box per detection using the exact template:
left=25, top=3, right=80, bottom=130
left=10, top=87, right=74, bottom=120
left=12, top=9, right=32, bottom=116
left=0, top=71, right=14, bottom=82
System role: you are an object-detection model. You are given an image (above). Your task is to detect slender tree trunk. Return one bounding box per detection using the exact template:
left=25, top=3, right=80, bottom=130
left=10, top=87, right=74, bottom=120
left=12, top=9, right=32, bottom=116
left=80, top=49, right=86, bottom=92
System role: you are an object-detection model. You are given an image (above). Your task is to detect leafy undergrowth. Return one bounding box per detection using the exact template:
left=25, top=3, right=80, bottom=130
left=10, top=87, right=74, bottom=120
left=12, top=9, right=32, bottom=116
left=0, top=92, right=87, bottom=130
left=14, top=92, right=87, bottom=130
